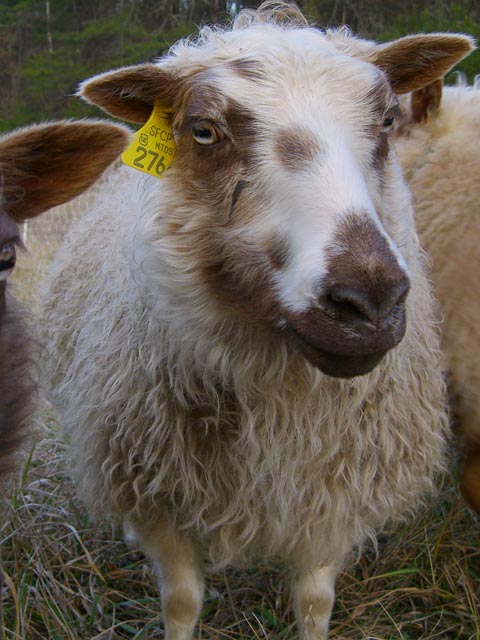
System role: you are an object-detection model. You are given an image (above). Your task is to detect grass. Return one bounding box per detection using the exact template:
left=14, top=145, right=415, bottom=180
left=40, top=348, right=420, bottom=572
left=1, top=418, right=478, bottom=639
left=1, top=194, right=479, bottom=639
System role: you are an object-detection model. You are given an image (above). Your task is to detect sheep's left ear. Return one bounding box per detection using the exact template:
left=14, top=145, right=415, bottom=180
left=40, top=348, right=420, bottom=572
left=367, top=33, right=475, bottom=95
left=78, top=64, right=176, bottom=123
left=0, top=120, right=131, bottom=222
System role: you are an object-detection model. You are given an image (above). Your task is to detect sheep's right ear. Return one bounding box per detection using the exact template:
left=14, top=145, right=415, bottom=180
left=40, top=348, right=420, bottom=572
left=79, top=64, right=176, bottom=123
left=410, top=79, right=443, bottom=123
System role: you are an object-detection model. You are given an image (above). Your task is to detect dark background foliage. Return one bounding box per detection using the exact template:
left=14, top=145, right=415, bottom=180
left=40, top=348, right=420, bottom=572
left=0, top=0, right=478, bottom=131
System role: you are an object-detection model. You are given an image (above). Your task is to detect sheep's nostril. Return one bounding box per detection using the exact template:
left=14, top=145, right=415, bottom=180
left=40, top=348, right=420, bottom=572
left=328, top=289, right=366, bottom=319
left=322, top=276, right=410, bottom=326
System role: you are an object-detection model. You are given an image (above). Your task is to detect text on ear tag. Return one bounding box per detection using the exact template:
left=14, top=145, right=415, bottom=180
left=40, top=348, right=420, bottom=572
left=122, top=104, right=175, bottom=177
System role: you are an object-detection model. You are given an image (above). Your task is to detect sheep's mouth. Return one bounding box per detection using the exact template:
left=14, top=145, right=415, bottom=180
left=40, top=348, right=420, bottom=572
left=285, top=324, right=389, bottom=378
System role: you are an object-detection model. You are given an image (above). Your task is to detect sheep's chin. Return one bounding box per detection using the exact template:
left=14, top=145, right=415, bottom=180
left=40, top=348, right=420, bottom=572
left=304, top=349, right=387, bottom=378
left=286, top=327, right=389, bottom=378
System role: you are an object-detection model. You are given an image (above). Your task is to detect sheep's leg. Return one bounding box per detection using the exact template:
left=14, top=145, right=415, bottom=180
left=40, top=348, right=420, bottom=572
left=291, top=562, right=339, bottom=640
left=125, top=520, right=204, bottom=640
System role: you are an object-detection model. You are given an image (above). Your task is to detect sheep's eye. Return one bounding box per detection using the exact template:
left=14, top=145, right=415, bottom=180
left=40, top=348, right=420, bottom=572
left=192, top=122, right=223, bottom=146
left=382, top=112, right=395, bottom=129
left=0, top=241, right=16, bottom=281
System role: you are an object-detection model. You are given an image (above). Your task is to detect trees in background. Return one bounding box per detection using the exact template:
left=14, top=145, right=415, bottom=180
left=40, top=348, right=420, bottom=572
left=0, top=0, right=478, bottom=131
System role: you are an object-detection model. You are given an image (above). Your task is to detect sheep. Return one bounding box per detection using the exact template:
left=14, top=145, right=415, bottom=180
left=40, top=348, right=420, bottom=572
left=39, top=5, right=474, bottom=639
left=394, top=77, right=480, bottom=514
left=0, top=120, right=130, bottom=480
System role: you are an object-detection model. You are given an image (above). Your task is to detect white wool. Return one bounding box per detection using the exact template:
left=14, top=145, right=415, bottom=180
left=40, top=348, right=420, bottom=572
left=396, top=80, right=480, bottom=446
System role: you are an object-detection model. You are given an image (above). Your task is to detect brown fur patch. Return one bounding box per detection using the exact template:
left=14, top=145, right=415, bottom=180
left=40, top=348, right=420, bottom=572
left=364, top=76, right=396, bottom=174
left=0, top=121, right=130, bottom=222
left=160, top=79, right=280, bottom=325
left=265, top=233, right=289, bottom=270
left=199, top=239, right=281, bottom=327
left=372, top=134, right=390, bottom=174
left=411, top=79, right=443, bottom=123
left=327, top=213, right=408, bottom=301
left=172, top=81, right=258, bottom=195
left=274, top=126, right=322, bottom=170
left=322, top=212, right=409, bottom=339
left=168, top=222, right=184, bottom=235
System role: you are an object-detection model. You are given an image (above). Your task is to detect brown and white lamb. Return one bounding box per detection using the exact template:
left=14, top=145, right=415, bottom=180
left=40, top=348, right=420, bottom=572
left=395, top=77, right=480, bottom=514
left=39, top=6, right=474, bottom=639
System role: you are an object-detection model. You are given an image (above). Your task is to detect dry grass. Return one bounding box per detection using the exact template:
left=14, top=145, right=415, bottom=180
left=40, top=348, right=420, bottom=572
left=1, top=194, right=479, bottom=639
left=1, top=419, right=478, bottom=640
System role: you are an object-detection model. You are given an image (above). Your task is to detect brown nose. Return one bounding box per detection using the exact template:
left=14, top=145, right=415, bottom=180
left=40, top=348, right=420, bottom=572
left=320, top=212, right=411, bottom=331
left=321, top=275, right=410, bottom=327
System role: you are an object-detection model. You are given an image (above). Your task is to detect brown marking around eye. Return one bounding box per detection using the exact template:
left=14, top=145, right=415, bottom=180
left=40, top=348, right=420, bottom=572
left=274, top=126, right=323, bottom=171
left=173, top=79, right=259, bottom=185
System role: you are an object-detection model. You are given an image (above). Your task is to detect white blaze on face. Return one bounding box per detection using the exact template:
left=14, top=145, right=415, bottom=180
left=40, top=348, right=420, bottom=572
left=272, top=130, right=376, bottom=312
left=205, top=44, right=410, bottom=315
left=264, top=123, right=407, bottom=314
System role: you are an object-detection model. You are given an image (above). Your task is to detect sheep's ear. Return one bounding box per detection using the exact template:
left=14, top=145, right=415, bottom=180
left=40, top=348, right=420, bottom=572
left=367, top=34, right=475, bottom=95
left=79, top=64, right=175, bottom=123
left=410, top=78, right=443, bottom=122
left=0, top=120, right=130, bottom=222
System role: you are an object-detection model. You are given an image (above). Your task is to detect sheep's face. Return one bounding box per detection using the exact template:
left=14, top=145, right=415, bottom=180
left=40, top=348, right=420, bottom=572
left=170, top=55, right=411, bottom=377
left=80, top=24, right=474, bottom=377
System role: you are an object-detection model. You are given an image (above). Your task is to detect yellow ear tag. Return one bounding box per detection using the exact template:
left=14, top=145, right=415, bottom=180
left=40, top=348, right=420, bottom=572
left=122, top=104, right=175, bottom=178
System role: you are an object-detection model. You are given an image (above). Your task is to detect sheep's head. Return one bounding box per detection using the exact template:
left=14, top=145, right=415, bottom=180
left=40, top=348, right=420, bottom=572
left=79, top=9, right=474, bottom=378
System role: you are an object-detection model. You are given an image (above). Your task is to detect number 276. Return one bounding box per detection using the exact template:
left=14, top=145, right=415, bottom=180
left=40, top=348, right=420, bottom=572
left=134, top=147, right=166, bottom=174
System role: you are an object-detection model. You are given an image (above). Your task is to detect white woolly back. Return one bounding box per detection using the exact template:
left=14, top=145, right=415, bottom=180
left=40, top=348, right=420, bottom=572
left=428, top=81, right=480, bottom=137
left=398, top=80, right=480, bottom=179
left=395, top=80, right=480, bottom=445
